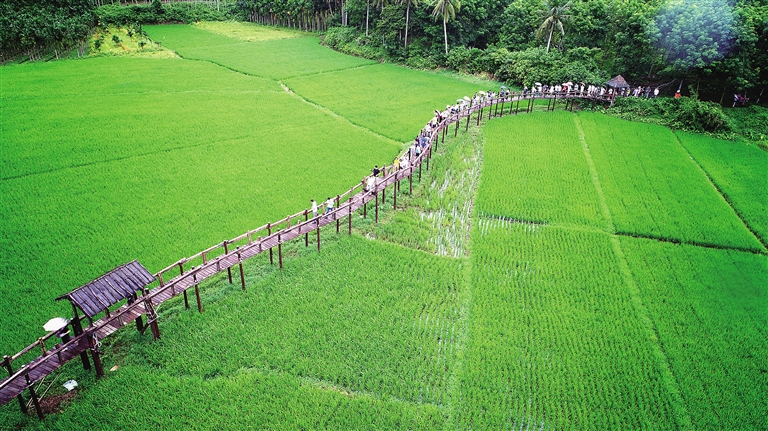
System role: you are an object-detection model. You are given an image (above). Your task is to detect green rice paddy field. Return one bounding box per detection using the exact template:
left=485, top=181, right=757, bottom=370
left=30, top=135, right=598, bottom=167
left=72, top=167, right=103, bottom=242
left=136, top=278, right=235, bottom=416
left=1, top=23, right=766, bottom=430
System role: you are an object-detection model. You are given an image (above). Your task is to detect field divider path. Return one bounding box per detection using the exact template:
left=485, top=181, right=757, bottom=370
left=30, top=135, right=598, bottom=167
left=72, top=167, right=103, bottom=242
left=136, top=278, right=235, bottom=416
left=575, top=115, right=693, bottom=430
left=0, top=91, right=616, bottom=413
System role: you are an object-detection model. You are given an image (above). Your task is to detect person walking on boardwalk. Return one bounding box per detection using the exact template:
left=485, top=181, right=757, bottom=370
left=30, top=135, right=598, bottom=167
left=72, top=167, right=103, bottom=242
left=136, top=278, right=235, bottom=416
left=373, top=165, right=381, bottom=177
left=393, top=156, right=400, bottom=171
left=366, top=175, right=376, bottom=194
left=325, top=197, right=334, bottom=214
left=311, top=199, right=318, bottom=218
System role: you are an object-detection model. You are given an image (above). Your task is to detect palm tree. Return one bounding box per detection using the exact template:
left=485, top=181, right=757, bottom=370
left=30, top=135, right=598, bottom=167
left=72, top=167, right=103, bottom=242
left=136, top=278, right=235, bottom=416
left=537, top=0, right=571, bottom=52
left=400, top=0, right=419, bottom=48
left=430, top=0, right=460, bottom=55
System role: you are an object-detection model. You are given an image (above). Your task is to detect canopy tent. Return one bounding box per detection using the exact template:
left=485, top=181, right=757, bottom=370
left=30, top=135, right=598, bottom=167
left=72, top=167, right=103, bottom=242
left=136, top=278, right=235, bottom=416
left=606, top=75, right=630, bottom=89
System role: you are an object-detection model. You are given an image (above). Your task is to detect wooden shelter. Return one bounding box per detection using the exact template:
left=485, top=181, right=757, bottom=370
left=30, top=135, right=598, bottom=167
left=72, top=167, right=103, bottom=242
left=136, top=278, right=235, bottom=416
left=606, top=75, right=630, bottom=89
left=56, top=260, right=154, bottom=323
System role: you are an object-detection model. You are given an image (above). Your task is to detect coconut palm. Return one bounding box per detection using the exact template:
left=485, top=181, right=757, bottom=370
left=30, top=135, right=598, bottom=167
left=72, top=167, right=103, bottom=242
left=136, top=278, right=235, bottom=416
left=400, top=0, right=419, bottom=48
left=537, top=0, right=571, bottom=52
left=430, top=0, right=460, bottom=55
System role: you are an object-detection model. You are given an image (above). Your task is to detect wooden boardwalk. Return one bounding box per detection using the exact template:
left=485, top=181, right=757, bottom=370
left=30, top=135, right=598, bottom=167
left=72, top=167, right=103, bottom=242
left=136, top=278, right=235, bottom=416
left=0, top=91, right=611, bottom=414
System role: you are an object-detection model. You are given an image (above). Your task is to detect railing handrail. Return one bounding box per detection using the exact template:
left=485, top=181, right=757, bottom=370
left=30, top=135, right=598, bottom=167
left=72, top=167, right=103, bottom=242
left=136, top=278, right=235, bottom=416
left=0, top=91, right=612, bottom=399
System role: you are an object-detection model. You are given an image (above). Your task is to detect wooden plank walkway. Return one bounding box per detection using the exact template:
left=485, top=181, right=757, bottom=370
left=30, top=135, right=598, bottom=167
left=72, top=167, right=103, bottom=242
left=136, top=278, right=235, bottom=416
left=0, top=91, right=611, bottom=412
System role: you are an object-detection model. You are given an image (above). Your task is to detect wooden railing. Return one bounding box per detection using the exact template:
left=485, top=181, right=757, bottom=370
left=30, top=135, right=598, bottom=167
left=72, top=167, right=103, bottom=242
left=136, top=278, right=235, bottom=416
left=0, top=90, right=610, bottom=417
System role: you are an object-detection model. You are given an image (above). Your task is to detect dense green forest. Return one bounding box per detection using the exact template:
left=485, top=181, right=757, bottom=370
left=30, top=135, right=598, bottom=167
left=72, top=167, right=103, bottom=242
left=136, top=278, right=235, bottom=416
left=3, top=0, right=767, bottom=101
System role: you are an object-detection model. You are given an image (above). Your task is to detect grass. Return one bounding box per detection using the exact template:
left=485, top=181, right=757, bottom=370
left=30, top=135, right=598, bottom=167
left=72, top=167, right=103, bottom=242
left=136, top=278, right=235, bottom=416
left=577, top=112, right=763, bottom=251
left=476, top=111, right=606, bottom=230
left=458, top=222, right=677, bottom=430
left=0, top=54, right=398, bottom=355
left=284, top=63, right=495, bottom=142
left=621, top=237, right=768, bottom=430
left=146, top=25, right=374, bottom=80
left=675, top=131, right=768, bottom=246
left=192, top=21, right=306, bottom=42
left=2, top=21, right=766, bottom=431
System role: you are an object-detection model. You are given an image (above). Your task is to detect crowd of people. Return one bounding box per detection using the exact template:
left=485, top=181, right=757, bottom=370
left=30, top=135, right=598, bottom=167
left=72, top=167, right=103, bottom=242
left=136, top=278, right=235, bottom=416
left=308, top=79, right=679, bottom=219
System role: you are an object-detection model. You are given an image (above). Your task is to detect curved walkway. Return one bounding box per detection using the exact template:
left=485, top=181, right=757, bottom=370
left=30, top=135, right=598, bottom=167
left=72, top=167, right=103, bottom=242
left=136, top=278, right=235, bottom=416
left=0, top=90, right=612, bottom=415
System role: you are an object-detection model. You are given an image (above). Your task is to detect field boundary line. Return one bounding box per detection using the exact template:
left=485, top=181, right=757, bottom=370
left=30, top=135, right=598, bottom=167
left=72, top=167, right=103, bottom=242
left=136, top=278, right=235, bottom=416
left=279, top=81, right=402, bottom=146
left=609, top=236, right=693, bottom=431
left=0, top=135, right=256, bottom=182
left=672, top=134, right=768, bottom=252
left=573, top=114, right=614, bottom=234
left=279, top=63, right=379, bottom=81
left=615, top=231, right=767, bottom=256
left=577, top=114, right=692, bottom=429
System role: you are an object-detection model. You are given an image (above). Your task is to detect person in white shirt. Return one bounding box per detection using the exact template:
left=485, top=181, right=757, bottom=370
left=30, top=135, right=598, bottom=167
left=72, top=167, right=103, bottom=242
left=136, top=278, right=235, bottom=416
left=310, top=199, right=318, bottom=218
left=325, top=197, right=334, bottom=214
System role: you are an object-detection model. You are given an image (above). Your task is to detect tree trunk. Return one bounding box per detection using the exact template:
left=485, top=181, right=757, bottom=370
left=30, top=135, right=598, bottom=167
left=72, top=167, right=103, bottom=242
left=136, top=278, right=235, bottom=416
left=443, top=14, right=448, bottom=54
left=546, top=26, right=553, bottom=52
left=366, top=0, right=370, bottom=36
left=404, top=2, right=410, bottom=48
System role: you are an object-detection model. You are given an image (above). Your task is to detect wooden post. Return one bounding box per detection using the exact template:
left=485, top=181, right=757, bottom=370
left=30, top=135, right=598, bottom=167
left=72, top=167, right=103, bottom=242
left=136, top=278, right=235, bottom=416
left=363, top=201, right=367, bottom=218
left=488, top=102, right=493, bottom=120
left=375, top=193, right=379, bottom=223
left=409, top=170, right=413, bottom=194
left=143, top=288, right=161, bottom=340
left=552, top=92, right=557, bottom=110
left=89, top=334, right=104, bottom=378
left=70, top=304, right=90, bottom=370
left=477, top=105, right=482, bottom=125
left=418, top=162, right=422, bottom=182
left=465, top=105, right=471, bottom=131
left=442, top=125, right=446, bottom=143
left=348, top=204, right=353, bottom=235
left=223, top=241, right=232, bottom=284
left=316, top=219, right=321, bottom=252
left=335, top=195, right=340, bottom=233
left=267, top=223, right=274, bottom=264
left=238, top=251, right=245, bottom=290
left=25, top=374, right=44, bottom=419
left=179, top=263, right=189, bottom=309
left=547, top=97, right=552, bottom=111
left=454, top=117, right=459, bottom=136
left=131, top=294, right=143, bottom=333
left=426, top=148, right=430, bottom=171
left=3, top=356, right=27, bottom=415
left=515, top=98, right=520, bottom=114
left=393, top=178, right=398, bottom=210
left=278, top=233, right=283, bottom=269
left=194, top=274, right=202, bottom=313
left=304, top=210, right=309, bottom=247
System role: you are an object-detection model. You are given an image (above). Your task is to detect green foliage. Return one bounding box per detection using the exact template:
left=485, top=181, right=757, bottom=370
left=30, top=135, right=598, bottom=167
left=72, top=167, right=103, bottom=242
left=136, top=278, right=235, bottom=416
left=607, top=95, right=732, bottom=134
left=0, top=0, right=95, bottom=53
left=96, top=1, right=232, bottom=26
left=494, top=46, right=607, bottom=86
left=476, top=112, right=606, bottom=230
left=577, top=112, right=762, bottom=251
left=621, top=237, right=768, bottom=430
left=649, top=0, right=736, bottom=73
left=676, top=131, right=768, bottom=245
left=725, top=105, right=768, bottom=143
